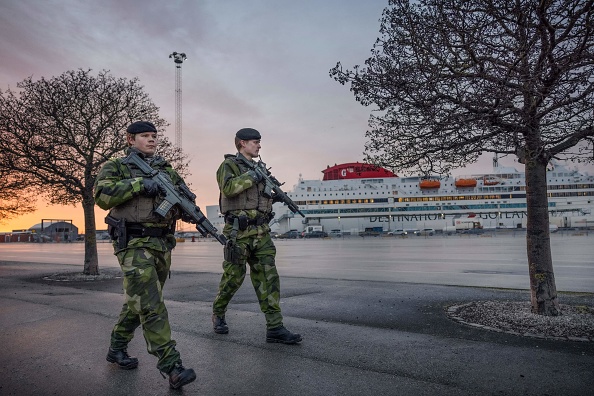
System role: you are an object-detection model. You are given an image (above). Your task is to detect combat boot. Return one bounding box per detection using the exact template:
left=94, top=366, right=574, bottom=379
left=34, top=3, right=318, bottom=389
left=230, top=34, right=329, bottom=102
left=212, top=314, right=229, bottom=334
left=168, top=362, right=197, bottom=389
left=106, top=347, right=139, bottom=370
left=266, top=326, right=302, bottom=344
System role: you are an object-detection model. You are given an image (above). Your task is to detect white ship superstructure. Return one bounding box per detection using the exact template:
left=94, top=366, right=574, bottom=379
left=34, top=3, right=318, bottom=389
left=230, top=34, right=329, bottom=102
left=271, top=159, right=594, bottom=234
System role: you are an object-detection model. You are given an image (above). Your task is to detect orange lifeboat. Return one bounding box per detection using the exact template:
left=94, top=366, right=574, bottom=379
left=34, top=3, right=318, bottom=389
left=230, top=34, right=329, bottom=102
left=455, top=178, right=477, bottom=188
left=419, top=179, right=441, bottom=189
left=483, top=176, right=500, bottom=185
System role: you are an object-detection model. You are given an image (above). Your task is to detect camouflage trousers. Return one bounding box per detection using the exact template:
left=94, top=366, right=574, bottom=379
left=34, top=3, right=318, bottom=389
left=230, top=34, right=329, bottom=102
left=213, top=233, right=283, bottom=329
left=110, top=246, right=180, bottom=373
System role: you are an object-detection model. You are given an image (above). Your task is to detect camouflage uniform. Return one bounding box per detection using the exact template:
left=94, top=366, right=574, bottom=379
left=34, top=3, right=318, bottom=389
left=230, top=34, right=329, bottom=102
left=94, top=148, right=185, bottom=373
left=213, top=154, right=283, bottom=329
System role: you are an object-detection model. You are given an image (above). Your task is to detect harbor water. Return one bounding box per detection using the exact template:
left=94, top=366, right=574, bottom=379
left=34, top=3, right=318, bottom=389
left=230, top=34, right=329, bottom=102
left=0, top=231, right=592, bottom=292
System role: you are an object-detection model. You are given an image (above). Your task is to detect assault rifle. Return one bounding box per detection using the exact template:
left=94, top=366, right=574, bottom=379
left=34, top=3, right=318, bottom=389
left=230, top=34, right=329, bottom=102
left=123, top=150, right=227, bottom=245
left=237, top=155, right=305, bottom=218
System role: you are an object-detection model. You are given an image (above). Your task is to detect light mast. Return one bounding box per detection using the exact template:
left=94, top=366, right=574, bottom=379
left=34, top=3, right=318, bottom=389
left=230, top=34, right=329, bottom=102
left=168, top=51, right=187, bottom=151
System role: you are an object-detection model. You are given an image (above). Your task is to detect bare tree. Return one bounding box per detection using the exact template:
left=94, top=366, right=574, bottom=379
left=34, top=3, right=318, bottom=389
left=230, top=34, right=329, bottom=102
left=330, top=0, right=594, bottom=315
left=0, top=69, right=190, bottom=275
left=0, top=167, right=36, bottom=225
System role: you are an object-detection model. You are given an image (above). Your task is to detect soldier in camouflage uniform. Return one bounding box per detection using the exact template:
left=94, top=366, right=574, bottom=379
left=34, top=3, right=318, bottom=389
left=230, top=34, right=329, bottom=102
left=93, top=121, right=196, bottom=389
left=212, top=127, right=302, bottom=344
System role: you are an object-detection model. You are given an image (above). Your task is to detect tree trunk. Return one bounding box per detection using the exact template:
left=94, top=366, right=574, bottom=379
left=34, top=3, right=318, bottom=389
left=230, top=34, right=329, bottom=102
left=82, top=189, right=99, bottom=275
left=524, top=158, right=560, bottom=316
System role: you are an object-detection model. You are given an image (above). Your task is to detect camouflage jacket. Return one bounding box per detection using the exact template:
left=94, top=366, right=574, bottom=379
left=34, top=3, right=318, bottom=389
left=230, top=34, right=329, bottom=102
left=217, top=154, right=272, bottom=239
left=94, top=148, right=185, bottom=251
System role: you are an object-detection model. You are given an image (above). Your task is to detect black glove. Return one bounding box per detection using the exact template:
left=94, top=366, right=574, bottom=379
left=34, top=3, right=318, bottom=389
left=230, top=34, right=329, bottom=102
left=246, top=169, right=262, bottom=183
left=142, top=179, right=165, bottom=197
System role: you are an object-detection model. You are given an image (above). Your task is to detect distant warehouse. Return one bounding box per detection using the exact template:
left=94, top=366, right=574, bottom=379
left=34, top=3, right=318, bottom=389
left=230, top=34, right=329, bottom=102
left=28, top=220, right=78, bottom=242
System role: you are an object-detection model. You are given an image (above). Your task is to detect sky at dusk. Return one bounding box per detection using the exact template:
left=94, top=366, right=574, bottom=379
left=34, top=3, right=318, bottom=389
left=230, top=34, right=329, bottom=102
left=1, top=0, right=593, bottom=233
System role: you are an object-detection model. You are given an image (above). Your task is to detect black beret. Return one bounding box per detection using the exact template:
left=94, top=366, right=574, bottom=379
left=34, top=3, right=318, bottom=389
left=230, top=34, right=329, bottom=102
left=127, top=121, right=157, bottom=134
left=235, top=128, right=261, bottom=140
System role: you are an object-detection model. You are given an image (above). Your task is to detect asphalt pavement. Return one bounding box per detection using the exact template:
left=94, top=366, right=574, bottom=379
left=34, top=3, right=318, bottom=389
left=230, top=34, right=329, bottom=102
left=0, top=260, right=592, bottom=396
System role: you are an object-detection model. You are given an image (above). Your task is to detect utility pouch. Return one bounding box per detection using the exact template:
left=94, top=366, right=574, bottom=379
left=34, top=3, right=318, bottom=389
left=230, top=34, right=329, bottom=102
left=105, top=215, right=127, bottom=250
left=238, top=215, right=249, bottom=231
left=224, top=241, right=244, bottom=265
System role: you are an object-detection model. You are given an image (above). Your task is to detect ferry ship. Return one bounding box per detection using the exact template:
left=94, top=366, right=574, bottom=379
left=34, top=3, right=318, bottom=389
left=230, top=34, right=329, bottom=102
left=270, top=157, right=594, bottom=235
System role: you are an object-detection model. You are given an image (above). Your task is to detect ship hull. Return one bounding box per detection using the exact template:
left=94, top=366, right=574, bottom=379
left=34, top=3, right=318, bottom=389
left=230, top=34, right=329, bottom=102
left=272, top=162, right=594, bottom=235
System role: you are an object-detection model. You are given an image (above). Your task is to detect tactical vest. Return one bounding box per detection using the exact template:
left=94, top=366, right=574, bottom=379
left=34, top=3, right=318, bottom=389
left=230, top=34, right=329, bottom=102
left=108, top=158, right=177, bottom=225
left=219, top=155, right=273, bottom=215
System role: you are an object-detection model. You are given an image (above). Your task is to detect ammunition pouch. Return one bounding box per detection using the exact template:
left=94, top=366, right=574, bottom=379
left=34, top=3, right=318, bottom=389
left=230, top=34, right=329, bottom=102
left=261, top=184, right=273, bottom=199
left=224, top=240, right=244, bottom=265
left=225, top=215, right=249, bottom=231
